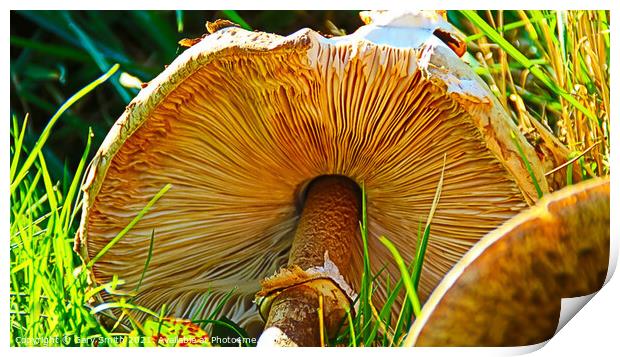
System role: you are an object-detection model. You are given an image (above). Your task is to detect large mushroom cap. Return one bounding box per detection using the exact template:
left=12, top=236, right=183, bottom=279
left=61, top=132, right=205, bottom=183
left=76, top=11, right=547, bottom=335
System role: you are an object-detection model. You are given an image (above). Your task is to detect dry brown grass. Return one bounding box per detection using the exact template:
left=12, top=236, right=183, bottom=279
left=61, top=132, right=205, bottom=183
left=458, top=10, right=609, bottom=190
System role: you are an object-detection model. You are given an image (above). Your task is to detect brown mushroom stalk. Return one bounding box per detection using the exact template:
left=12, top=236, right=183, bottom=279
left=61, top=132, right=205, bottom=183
left=259, top=176, right=360, bottom=346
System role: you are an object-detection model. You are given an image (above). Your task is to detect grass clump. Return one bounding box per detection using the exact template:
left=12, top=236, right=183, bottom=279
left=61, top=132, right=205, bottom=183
left=329, top=156, right=444, bottom=347
left=454, top=10, right=610, bottom=184
left=10, top=66, right=121, bottom=346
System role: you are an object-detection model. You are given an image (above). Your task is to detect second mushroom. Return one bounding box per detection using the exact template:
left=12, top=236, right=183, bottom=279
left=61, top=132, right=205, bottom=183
left=76, top=11, right=548, bottom=346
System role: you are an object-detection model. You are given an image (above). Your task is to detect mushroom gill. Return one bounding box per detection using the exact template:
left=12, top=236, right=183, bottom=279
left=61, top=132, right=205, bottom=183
left=77, top=12, right=546, bottom=342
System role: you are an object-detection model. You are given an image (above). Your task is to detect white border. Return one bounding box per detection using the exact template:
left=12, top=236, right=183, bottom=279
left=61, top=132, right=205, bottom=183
left=3, top=1, right=618, bottom=356
left=3, top=0, right=617, bottom=11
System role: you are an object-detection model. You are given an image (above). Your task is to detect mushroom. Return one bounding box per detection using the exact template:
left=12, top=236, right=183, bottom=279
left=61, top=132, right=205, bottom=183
left=76, top=11, right=548, bottom=346
left=406, top=176, right=610, bottom=346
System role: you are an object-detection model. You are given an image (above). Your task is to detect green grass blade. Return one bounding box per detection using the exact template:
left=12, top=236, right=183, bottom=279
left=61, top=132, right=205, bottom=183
left=90, top=300, right=160, bottom=319
left=598, top=10, right=610, bottom=47
left=190, top=290, right=213, bottom=322
left=155, top=304, right=167, bottom=346
left=465, top=13, right=555, bottom=42
left=10, top=114, right=19, bottom=140
left=61, top=12, right=131, bottom=103
left=12, top=172, right=42, bottom=232
left=412, top=224, right=431, bottom=291
left=12, top=88, right=106, bottom=139
left=176, top=10, right=184, bottom=33
left=567, top=162, right=574, bottom=186
left=378, top=236, right=421, bottom=318
left=390, top=222, right=426, bottom=345
left=132, top=229, right=156, bottom=297
left=206, top=288, right=237, bottom=321
left=10, top=64, right=119, bottom=194
left=345, top=308, right=357, bottom=347
left=412, top=154, right=445, bottom=290
left=83, top=278, right=124, bottom=302
left=59, top=128, right=92, bottom=230
left=366, top=260, right=413, bottom=346
left=36, top=152, right=58, bottom=214
left=87, top=184, right=172, bottom=268
left=221, top=10, right=252, bottom=30
left=9, top=114, right=30, bottom=183
left=10, top=35, right=91, bottom=62
left=131, top=11, right=177, bottom=60
left=18, top=10, right=156, bottom=77
left=359, top=183, right=372, bottom=342
left=510, top=131, right=543, bottom=198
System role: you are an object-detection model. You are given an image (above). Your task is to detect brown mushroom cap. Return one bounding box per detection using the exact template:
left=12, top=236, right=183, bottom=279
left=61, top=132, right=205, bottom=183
left=405, top=176, right=610, bottom=346
left=76, top=11, right=547, bottom=334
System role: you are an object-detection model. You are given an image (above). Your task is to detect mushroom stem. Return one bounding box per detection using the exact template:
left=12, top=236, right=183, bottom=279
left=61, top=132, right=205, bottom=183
left=289, top=175, right=361, bottom=271
left=261, top=175, right=361, bottom=346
